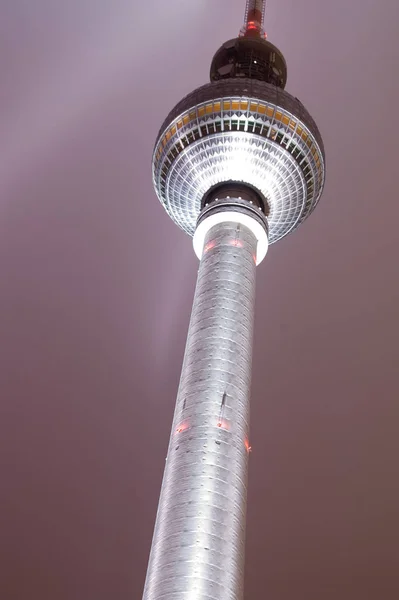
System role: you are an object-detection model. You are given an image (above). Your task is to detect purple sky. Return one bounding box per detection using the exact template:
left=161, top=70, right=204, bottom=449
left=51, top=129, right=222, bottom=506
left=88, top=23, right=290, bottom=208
left=1, top=1, right=399, bottom=598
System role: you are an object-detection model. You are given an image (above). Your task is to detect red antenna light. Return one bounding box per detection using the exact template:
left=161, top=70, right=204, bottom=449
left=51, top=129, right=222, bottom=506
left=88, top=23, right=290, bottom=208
left=240, top=0, right=266, bottom=38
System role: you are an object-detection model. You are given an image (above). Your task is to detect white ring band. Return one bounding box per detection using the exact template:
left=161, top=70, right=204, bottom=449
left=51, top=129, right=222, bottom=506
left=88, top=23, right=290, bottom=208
left=193, top=211, right=268, bottom=265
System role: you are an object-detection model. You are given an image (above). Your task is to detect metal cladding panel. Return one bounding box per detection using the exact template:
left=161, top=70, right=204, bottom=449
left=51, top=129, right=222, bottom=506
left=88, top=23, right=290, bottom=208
left=142, top=221, right=258, bottom=600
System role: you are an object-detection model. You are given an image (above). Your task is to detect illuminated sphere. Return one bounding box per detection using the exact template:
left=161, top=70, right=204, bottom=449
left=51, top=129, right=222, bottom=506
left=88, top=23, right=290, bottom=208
left=153, top=38, right=325, bottom=244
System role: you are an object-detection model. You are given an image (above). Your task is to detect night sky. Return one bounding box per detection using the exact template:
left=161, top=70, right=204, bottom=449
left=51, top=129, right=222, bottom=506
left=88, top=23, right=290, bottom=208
left=1, top=1, right=399, bottom=598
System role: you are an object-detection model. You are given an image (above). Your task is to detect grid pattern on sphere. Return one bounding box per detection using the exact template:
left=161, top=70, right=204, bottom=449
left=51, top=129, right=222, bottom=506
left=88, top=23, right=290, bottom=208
left=153, top=79, right=325, bottom=244
left=164, top=133, right=306, bottom=243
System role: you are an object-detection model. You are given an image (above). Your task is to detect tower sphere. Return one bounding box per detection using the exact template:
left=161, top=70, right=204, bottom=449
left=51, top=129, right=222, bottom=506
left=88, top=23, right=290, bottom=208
left=153, top=31, right=325, bottom=245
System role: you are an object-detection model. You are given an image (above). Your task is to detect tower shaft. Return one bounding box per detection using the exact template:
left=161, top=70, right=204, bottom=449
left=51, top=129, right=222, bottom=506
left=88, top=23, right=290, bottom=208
left=143, top=217, right=259, bottom=600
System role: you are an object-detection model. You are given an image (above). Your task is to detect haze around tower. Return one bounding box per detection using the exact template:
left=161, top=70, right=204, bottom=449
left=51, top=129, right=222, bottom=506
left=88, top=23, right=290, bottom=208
left=0, top=1, right=398, bottom=599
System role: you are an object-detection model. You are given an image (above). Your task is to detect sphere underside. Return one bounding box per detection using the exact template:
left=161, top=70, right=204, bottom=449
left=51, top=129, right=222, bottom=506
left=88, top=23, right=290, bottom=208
left=166, top=133, right=305, bottom=243
left=153, top=79, right=325, bottom=244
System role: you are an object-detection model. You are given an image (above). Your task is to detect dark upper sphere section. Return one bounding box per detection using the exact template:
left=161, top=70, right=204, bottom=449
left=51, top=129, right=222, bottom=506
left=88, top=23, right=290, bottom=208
left=155, top=78, right=324, bottom=163
left=210, top=37, right=288, bottom=89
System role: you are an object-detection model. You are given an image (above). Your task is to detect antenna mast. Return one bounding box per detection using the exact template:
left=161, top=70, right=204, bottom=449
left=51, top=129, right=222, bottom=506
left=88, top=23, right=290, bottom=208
left=241, top=0, right=266, bottom=37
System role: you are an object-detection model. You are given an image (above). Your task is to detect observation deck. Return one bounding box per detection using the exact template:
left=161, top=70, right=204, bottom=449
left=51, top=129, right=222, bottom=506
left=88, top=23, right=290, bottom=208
left=153, top=78, right=325, bottom=244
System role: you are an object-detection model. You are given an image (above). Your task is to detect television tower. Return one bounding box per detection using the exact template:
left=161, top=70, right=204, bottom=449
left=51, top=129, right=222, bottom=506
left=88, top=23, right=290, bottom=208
left=143, top=1, right=325, bottom=598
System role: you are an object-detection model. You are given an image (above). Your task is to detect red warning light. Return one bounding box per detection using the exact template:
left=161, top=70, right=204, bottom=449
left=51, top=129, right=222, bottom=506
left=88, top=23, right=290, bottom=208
left=176, top=422, right=189, bottom=434
left=244, top=439, right=252, bottom=453
left=230, top=239, right=244, bottom=248
left=204, top=240, right=216, bottom=253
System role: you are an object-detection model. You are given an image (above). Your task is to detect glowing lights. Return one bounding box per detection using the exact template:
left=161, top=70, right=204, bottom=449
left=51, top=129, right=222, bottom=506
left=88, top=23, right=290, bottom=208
left=242, top=0, right=265, bottom=37
left=175, top=422, right=189, bottom=434
left=193, top=209, right=268, bottom=265
left=166, top=130, right=306, bottom=246
left=244, top=439, right=252, bottom=453
left=203, top=240, right=216, bottom=253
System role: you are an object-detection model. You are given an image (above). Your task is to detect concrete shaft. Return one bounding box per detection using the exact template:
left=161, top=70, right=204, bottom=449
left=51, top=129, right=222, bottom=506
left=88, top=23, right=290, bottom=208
left=142, top=219, right=258, bottom=600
